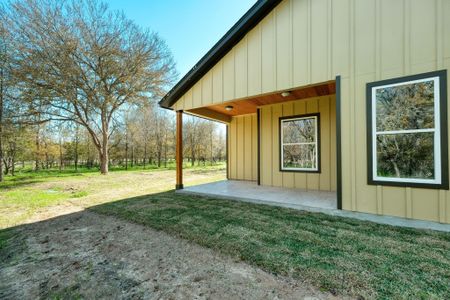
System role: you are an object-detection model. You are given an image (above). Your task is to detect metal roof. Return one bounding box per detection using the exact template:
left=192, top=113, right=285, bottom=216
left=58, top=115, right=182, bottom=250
left=159, top=0, right=282, bottom=109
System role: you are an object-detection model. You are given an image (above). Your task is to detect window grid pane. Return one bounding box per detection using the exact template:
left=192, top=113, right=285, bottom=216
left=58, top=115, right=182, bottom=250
left=371, top=76, right=441, bottom=184
left=281, top=116, right=318, bottom=171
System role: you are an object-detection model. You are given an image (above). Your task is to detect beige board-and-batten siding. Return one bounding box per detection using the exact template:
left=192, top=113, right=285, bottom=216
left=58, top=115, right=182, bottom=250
left=227, top=95, right=336, bottom=190
left=228, top=113, right=258, bottom=181
left=172, top=0, right=450, bottom=224
left=260, top=95, right=336, bottom=191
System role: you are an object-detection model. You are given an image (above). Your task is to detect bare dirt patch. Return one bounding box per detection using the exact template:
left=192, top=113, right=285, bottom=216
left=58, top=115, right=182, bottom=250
left=0, top=211, right=337, bottom=299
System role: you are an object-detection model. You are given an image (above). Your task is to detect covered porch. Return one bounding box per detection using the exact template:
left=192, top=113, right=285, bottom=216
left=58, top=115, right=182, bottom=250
left=173, top=80, right=340, bottom=210
left=178, top=180, right=337, bottom=211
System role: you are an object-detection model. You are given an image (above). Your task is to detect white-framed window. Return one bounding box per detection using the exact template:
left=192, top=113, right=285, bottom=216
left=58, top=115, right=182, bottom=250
left=367, top=70, right=448, bottom=189
left=280, top=114, right=320, bottom=172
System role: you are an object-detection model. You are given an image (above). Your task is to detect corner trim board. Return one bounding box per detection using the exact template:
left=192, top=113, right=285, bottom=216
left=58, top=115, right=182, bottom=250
left=336, top=76, right=342, bottom=210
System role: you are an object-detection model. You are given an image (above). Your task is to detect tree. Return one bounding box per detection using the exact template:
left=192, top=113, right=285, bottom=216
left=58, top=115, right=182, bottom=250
left=6, top=0, right=176, bottom=174
left=0, top=7, right=9, bottom=181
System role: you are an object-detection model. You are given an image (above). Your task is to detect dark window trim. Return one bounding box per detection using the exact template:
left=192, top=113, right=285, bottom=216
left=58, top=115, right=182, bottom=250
left=279, top=113, right=321, bottom=173
left=257, top=108, right=261, bottom=185
left=336, top=76, right=342, bottom=209
left=366, top=69, right=449, bottom=190
left=226, top=124, right=229, bottom=180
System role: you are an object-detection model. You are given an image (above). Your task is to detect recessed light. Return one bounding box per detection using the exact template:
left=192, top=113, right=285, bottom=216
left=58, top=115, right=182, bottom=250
left=281, top=91, right=291, bottom=97
left=225, top=105, right=234, bottom=111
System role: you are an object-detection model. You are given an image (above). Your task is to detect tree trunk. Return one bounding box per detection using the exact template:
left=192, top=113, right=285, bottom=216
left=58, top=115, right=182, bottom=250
left=100, top=118, right=109, bottom=175
left=0, top=68, right=3, bottom=182
left=74, top=126, right=79, bottom=172
left=35, top=125, right=40, bottom=171
left=125, top=129, right=128, bottom=170
left=59, top=137, right=63, bottom=171
left=100, top=151, right=108, bottom=174
left=143, top=144, right=147, bottom=169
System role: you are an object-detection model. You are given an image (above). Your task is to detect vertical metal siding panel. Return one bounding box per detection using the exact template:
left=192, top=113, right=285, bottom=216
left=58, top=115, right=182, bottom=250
left=330, top=95, right=337, bottom=191
left=292, top=0, right=309, bottom=86
left=252, top=114, right=258, bottom=181
left=293, top=100, right=307, bottom=189
left=244, top=115, right=253, bottom=180
left=247, top=25, right=262, bottom=95
left=185, top=88, right=193, bottom=110
left=202, top=71, right=213, bottom=106
left=340, top=78, right=352, bottom=210
left=282, top=102, right=295, bottom=188
left=272, top=105, right=283, bottom=187
left=412, top=189, right=440, bottom=222
left=235, top=38, right=248, bottom=99
left=332, top=0, right=350, bottom=77
left=354, top=0, right=375, bottom=76
left=382, top=187, right=406, bottom=218
left=380, top=0, right=404, bottom=77
left=229, top=118, right=237, bottom=179
left=223, top=49, right=235, bottom=101
left=354, top=74, right=377, bottom=214
left=193, top=82, right=202, bottom=108
left=310, top=0, right=329, bottom=83
left=261, top=106, right=273, bottom=185
left=439, top=191, right=446, bottom=223
left=444, top=1, right=450, bottom=59
left=261, top=12, right=276, bottom=93
left=212, top=62, right=223, bottom=104
left=446, top=58, right=450, bottom=223
left=306, top=98, right=320, bottom=190
left=410, top=0, right=436, bottom=71
left=319, top=97, right=331, bottom=191
left=276, top=0, right=292, bottom=90
left=237, top=116, right=245, bottom=179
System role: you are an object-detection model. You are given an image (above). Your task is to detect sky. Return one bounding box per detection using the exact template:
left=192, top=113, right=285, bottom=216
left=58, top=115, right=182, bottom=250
left=107, top=0, right=256, bottom=78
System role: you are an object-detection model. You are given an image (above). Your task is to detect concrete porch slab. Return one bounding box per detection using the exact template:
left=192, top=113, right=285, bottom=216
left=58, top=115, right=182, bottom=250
left=178, top=180, right=450, bottom=233
left=179, top=180, right=337, bottom=210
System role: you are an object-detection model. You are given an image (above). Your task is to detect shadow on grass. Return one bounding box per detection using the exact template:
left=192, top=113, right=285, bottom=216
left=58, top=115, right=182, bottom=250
left=1, top=191, right=449, bottom=299
left=87, top=191, right=450, bottom=299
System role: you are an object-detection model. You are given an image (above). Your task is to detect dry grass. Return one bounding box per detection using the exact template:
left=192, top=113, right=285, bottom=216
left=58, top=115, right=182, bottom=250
left=0, top=165, right=226, bottom=229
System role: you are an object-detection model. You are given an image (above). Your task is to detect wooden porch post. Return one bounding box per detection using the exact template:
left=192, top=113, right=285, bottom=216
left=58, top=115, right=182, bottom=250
left=176, top=110, right=183, bottom=190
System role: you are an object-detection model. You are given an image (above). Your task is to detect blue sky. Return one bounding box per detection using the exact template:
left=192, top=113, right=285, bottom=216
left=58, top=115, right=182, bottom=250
left=107, top=0, right=256, bottom=78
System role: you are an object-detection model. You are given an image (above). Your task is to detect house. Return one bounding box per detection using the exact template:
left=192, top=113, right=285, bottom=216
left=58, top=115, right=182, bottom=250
left=160, top=0, right=450, bottom=225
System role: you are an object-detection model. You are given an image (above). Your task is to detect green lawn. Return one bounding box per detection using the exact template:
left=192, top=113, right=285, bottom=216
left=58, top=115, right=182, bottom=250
left=1, top=166, right=449, bottom=299
left=0, top=163, right=226, bottom=228
left=91, top=191, right=450, bottom=299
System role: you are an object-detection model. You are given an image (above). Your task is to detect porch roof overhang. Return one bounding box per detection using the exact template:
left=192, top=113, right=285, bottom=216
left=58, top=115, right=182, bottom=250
left=185, top=80, right=336, bottom=124
left=159, top=0, right=282, bottom=110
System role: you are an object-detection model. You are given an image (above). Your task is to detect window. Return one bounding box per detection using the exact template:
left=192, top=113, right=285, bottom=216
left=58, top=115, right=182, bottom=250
left=367, top=70, right=448, bottom=189
left=280, top=114, right=320, bottom=172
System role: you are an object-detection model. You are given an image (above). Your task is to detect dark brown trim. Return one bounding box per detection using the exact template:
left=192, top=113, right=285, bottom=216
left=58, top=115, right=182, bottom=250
left=278, top=113, right=321, bottom=173
left=175, top=110, right=184, bottom=190
left=226, top=124, right=229, bottom=180
left=257, top=108, right=261, bottom=185
left=159, top=0, right=283, bottom=109
left=366, top=69, right=449, bottom=190
left=336, top=76, right=342, bottom=210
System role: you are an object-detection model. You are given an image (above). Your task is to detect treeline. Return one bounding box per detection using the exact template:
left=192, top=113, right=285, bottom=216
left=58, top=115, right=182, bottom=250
left=1, top=104, right=225, bottom=176
left=0, top=0, right=225, bottom=181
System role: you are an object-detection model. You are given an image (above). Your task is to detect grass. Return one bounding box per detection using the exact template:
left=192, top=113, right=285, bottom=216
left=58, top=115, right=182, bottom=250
left=90, top=191, right=450, bottom=299
left=0, top=163, right=226, bottom=228
left=1, top=164, right=449, bottom=298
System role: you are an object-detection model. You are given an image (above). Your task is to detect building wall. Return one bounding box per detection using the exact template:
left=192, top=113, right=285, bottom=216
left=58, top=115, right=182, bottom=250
left=228, top=114, right=258, bottom=181
left=175, top=0, right=450, bottom=224
left=260, top=95, right=336, bottom=191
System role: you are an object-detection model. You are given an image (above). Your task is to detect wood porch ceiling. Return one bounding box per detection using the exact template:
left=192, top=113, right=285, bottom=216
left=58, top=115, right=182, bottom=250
left=194, top=80, right=336, bottom=118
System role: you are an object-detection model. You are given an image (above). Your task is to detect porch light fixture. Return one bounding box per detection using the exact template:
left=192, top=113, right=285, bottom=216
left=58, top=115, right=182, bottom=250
left=225, top=105, right=234, bottom=111
left=281, top=91, right=291, bottom=97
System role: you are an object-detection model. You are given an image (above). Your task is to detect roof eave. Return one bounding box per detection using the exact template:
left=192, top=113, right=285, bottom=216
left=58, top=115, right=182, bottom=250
left=159, top=0, right=282, bottom=110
